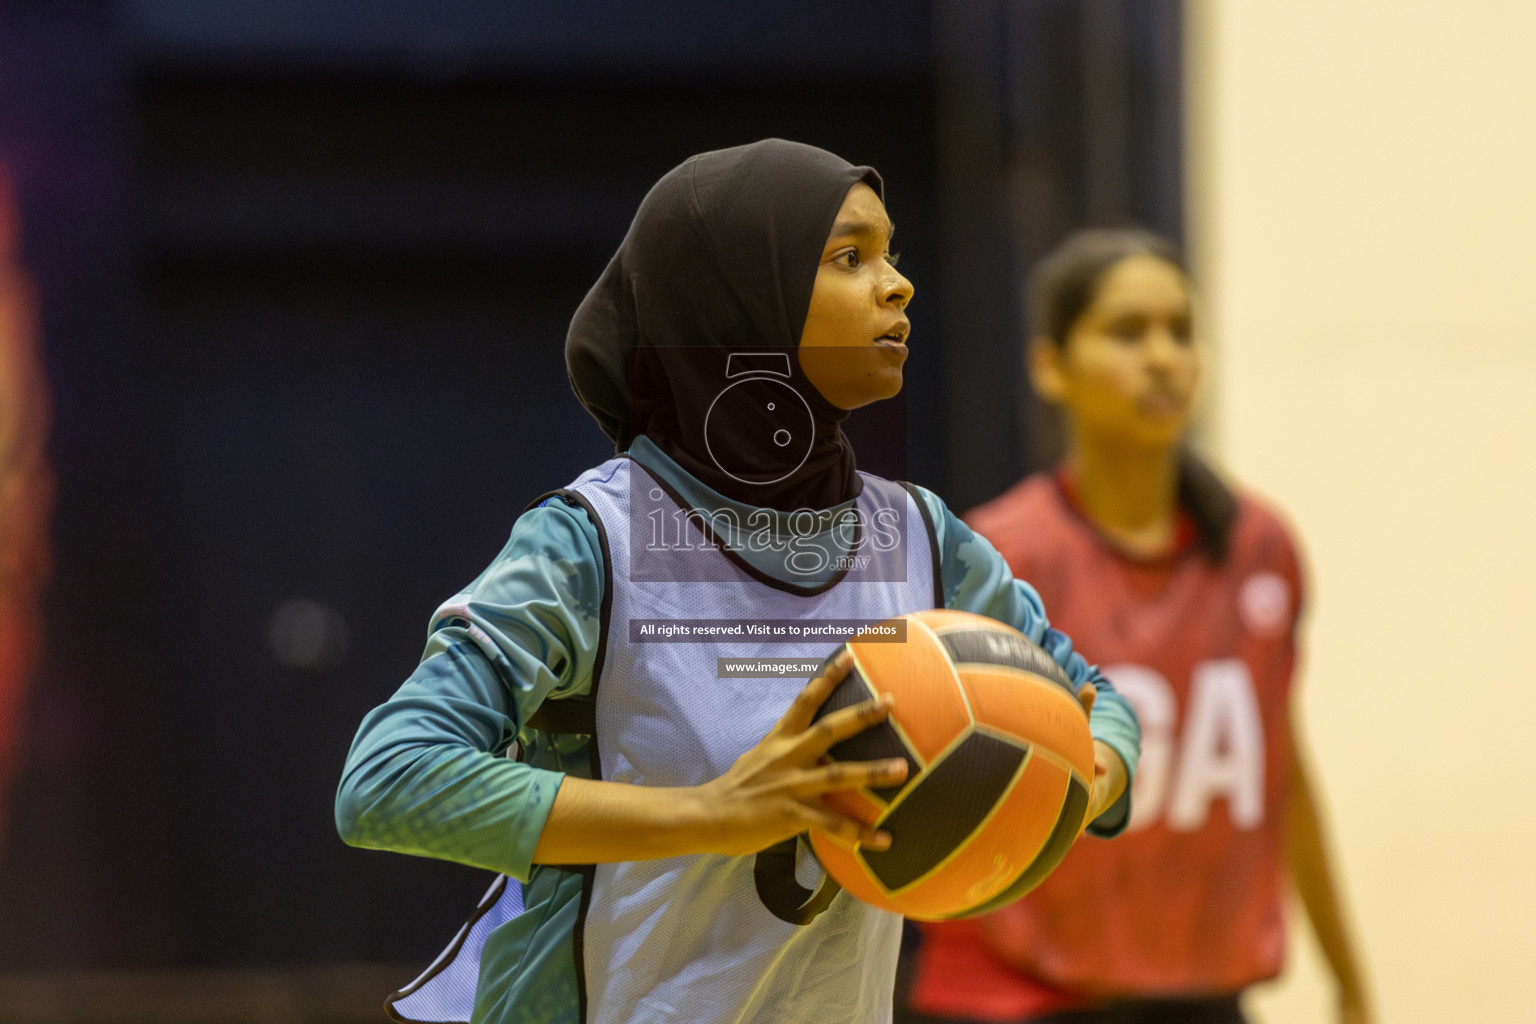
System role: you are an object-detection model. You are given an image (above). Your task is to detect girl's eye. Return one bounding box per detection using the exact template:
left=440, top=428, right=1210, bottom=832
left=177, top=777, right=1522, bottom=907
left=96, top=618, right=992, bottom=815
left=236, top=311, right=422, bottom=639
left=1107, top=319, right=1145, bottom=343
left=835, top=249, right=862, bottom=269
left=885, top=251, right=901, bottom=268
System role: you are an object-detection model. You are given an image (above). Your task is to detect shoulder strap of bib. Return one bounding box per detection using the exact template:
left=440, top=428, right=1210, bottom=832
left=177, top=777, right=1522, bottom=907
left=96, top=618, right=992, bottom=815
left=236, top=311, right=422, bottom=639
left=899, top=481, right=944, bottom=608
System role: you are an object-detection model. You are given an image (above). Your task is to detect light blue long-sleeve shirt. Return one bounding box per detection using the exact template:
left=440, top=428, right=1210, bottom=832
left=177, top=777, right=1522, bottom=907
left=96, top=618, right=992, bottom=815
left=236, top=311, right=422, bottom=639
left=335, top=438, right=1140, bottom=1023
left=337, top=436, right=1139, bottom=878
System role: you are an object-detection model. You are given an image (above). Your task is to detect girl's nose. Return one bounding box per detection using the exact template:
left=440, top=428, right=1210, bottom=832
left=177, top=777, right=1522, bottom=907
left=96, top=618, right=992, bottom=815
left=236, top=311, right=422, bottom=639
left=1145, top=326, right=1181, bottom=368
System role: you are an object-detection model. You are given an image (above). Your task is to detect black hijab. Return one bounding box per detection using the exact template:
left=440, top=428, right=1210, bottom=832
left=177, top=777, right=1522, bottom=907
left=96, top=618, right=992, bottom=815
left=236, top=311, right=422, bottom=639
left=565, top=139, right=884, bottom=512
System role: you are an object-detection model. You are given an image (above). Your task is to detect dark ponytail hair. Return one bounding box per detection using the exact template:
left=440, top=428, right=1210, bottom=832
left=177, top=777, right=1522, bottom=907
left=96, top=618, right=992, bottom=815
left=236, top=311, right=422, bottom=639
left=1028, top=228, right=1238, bottom=564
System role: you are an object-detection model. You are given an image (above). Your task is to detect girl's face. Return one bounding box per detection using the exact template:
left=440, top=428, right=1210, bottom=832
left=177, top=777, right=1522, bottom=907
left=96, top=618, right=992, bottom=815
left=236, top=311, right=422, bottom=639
left=1033, top=254, right=1200, bottom=451
left=798, top=183, right=914, bottom=410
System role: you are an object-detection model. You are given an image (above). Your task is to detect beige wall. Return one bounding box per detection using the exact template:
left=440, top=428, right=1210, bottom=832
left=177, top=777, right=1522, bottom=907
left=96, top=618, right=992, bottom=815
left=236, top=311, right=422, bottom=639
left=1186, top=3, right=1536, bottom=1022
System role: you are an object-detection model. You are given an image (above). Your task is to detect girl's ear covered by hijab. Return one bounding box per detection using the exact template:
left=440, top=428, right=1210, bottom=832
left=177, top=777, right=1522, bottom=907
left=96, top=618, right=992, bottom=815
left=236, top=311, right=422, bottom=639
left=565, top=138, right=884, bottom=513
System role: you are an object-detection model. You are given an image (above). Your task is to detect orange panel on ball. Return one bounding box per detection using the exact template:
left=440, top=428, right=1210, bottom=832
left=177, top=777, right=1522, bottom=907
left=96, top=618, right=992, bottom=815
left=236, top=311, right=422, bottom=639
left=912, top=608, right=1009, bottom=633
left=959, top=668, right=1095, bottom=778
left=846, top=629, right=971, bottom=764
left=885, top=753, right=1072, bottom=920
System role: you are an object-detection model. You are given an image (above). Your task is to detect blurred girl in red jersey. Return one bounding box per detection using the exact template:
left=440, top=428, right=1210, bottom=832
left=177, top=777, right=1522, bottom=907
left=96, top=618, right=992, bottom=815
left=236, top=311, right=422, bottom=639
left=900, top=229, right=1373, bottom=1024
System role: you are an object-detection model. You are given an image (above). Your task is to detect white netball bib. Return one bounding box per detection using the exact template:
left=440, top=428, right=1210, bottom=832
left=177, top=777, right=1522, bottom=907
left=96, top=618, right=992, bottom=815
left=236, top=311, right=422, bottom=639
left=576, top=458, right=936, bottom=1024
left=391, top=456, right=939, bottom=1024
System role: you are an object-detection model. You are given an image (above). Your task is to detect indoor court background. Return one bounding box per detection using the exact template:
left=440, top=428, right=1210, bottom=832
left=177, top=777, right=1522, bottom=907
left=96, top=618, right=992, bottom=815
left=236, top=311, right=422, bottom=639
left=1189, top=3, right=1535, bottom=1023
left=0, top=2, right=1529, bottom=1022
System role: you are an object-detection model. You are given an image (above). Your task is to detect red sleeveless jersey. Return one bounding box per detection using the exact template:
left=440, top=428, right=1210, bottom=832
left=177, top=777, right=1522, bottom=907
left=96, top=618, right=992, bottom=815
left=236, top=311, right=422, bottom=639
left=910, top=472, right=1302, bottom=1019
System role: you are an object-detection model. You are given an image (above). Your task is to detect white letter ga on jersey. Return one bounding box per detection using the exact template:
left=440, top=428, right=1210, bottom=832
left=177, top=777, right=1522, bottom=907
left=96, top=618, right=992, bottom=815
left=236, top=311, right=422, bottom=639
left=1106, top=659, right=1265, bottom=833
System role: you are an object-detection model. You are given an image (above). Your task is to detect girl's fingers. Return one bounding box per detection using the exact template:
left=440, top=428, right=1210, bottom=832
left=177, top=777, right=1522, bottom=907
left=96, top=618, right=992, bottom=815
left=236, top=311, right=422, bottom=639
left=794, top=693, right=894, bottom=759
left=793, top=756, right=909, bottom=797
left=1076, top=682, right=1098, bottom=717
left=804, top=806, right=892, bottom=851
left=780, top=649, right=854, bottom=733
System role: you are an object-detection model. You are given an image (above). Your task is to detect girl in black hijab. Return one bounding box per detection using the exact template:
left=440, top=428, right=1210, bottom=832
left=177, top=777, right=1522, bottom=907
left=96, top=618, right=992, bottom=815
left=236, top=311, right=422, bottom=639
left=565, top=137, right=880, bottom=512
left=338, top=139, right=1138, bottom=1024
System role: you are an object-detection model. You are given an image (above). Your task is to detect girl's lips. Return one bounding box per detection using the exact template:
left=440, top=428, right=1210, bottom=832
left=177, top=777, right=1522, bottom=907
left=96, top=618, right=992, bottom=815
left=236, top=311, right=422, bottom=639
left=1140, top=392, right=1185, bottom=416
